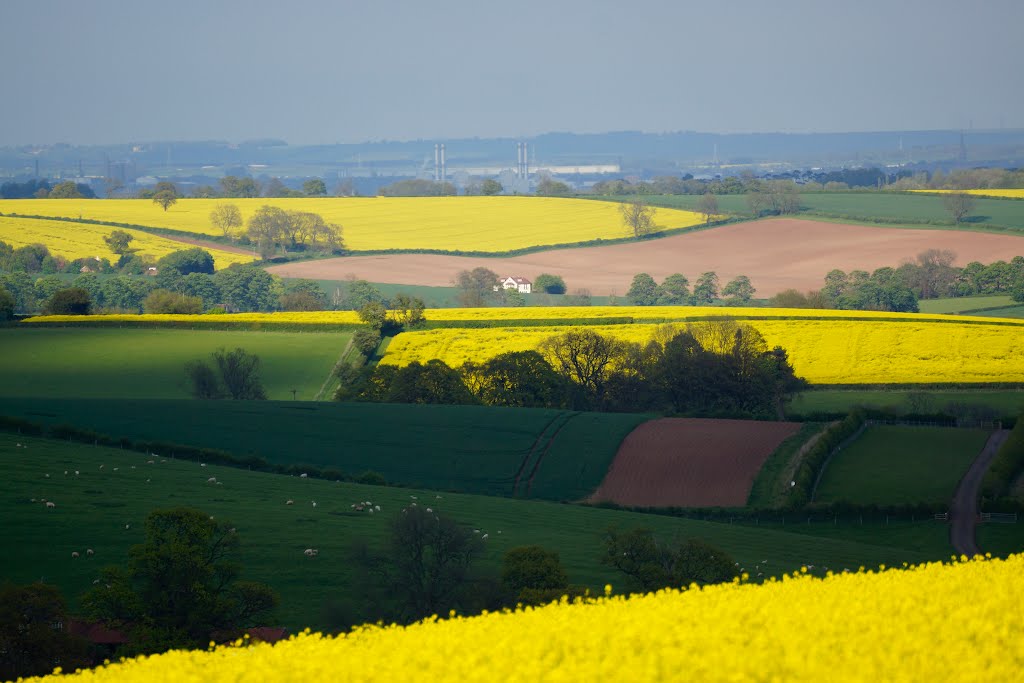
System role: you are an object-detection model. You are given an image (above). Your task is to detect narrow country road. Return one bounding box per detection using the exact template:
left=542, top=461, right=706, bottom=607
left=949, top=430, right=1009, bottom=556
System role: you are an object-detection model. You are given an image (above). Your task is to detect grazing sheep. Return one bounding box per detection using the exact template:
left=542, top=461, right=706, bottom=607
left=46, top=501, right=56, bottom=509
left=300, top=473, right=308, bottom=478
left=147, top=460, right=155, bottom=464
left=71, top=552, right=79, bottom=558
left=74, top=471, right=79, bottom=476
left=200, top=463, right=207, bottom=467
left=125, top=524, right=130, bottom=529
left=286, top=500, right=294, bottom=505
left=304, top=548, right=319, bottom=557
left=426, top=507, right=433, bottom=513
left=44, top=473, right=50, bottom=478
left=113, top=467, right=119, bottom=471
left=482, top=534, right=489, bottom=540
left=354, top=504, right=365, bottom=512
left=374, top=505, right=380, bottom=512
left=207, top=477, right=217, bottom=483
left=311, top=501, right=317, bottom=508
left=86, top=549, right=94, bottom=556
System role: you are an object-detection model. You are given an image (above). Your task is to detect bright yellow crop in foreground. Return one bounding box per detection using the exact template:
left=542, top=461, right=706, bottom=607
left=24, top=555, right=1024, bottom=682
left=381, top=319, right=1024, bottom=384
left=0, top=216, right=254, bottom=269
left=0, top=197, right=708, bottom=252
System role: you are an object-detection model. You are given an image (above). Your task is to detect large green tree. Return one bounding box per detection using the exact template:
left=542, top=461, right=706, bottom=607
left=601, top=528, right=738, bottom=593
left=455, top=267, right=500, bottom=307
left=81, top=508, right=277, bottom=654
left=626, top=273, right=659, bottom=305
left=0, top=582, right=90, bottom=680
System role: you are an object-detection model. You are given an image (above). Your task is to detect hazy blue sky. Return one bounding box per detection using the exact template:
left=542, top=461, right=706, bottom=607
left=2, top=0, right=1021, bottom=145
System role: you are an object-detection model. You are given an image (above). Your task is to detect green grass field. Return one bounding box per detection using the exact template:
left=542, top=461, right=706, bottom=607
left=0, top=434, right=941, bottom=632
left=918, top=295, right=1016, bottom=315
left=612, top=192, right=1024, bottom=233
left=789, top=388, right=1024, bottom=418
left=814, top=425, right=991, bottom=505
left=0, top=398, right=647, bottom=501
left=0, top=328, right=350, bottom=401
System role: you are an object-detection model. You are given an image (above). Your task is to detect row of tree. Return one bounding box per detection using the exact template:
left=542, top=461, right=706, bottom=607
left=337, top=323, right=807, bottom=418
left=626, top=271, right=755, bottom=306
left=769, top=250, right=1024, bottom=312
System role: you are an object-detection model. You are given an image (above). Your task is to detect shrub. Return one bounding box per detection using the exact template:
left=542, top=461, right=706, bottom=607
left=144, top=289, right=204, bottom=314
left=44, top=287, right=91, bottom=315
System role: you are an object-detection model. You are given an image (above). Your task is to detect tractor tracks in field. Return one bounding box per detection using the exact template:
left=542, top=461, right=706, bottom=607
left=512, top=412, right=579, bottom=497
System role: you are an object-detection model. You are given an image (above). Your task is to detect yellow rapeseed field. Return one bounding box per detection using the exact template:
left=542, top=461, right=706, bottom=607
left=911, top=189, right=1024, bottom=199
left=0, top=197, right=708, bottom=252
left=380, top=318, right=1024, bottom=384
left=0, top=216, right=254, bottom=269
left=21, top=555, right=1024, bottom=682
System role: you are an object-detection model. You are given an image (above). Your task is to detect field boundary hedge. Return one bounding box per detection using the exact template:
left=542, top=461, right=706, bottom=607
left=981, top=416, right=1024, bottom=502
left=0, top=414, right=387, bottom=487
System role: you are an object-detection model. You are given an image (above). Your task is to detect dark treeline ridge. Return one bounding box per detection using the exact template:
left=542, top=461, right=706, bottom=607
left=336, top=321, right=808, bottom=420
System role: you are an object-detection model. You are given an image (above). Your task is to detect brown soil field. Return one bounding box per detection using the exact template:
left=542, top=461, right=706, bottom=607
left=265, top=218, right=1024, bottom=297
left=589, top=418, right=802, bottom=508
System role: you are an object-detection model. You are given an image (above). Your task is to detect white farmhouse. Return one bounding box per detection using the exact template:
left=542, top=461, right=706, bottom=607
left=498, top=275, right=532, bottom=294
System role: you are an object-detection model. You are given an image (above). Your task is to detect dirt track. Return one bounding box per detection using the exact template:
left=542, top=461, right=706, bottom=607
left=265, top=218, right=1024, bottom=297
left=949, top=430, right=1009, bottom=556
left=589, top=418, right=801, bottom=508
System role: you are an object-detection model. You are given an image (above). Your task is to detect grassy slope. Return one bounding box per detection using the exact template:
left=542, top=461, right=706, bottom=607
left=0, top=398, right=647, bottom=502
left=918, top=295, right=1016, bottom=315
left=627, top=192, right=1024, bottom=232
left=789, top=389, right=1024, bottom=418
left=0, top=328, right=350, bottom=401
left=815, top=425, right=991, bottom=505
left=0, top=434, right=941, bottom=632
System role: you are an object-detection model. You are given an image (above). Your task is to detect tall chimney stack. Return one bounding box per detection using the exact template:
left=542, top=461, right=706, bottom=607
left=434, top=144, right=440, bottom=182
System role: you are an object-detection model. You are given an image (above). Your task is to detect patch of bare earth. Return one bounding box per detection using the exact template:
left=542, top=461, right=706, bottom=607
left=264, top=218, right=1024, bottom=297
left=163, top=234, right=253, bottom=255
left=589, top=418, right=802, bottom=508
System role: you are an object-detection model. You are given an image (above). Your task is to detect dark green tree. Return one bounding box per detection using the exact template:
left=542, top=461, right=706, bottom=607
left=657, top=273, right=690, bottom=305
left=534, top=273, right=567, bottom=295
left=0, top=287, right=14, bottom=320
left=501, top=546, right=569, bottom=598
left=81, top=508, right=278, bottom=654
left=0, top=582, right=90, bottom=680
left=600, top=528, right=738, bottom=593
left=212, top=347, right=268, bottom=400
left=44, top=287, right=91, bottom=315
left=691, top=271, right=720, bottom=305
left=213, top=265, right=279, bottom=312
left=721, top=275, right=755, bottom=305
left=455, top=267, right=500, bottom=307
left=143, top=289, right=204, bottom=314
left=302, top=178, right=327, bottom=196
left=158, top=248, right=215, bottom=276
left=103, top=230, right=137, bottom=260
left=219, top=176, right=260, bottom=198
left=384, top=505, right=485, bottom=622
left=389, top=293, right=426, bottom=328
left=386, top=360, right=476, bottom=405
left=627, top=273, right=660, bottom=305
left=465, top=350, right=568, bottom=408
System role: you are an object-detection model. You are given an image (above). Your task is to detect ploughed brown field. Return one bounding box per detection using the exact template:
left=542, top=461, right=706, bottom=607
left=265, top=218, right=1024, bottom=297
left=589, top=418, right=801, bottom=508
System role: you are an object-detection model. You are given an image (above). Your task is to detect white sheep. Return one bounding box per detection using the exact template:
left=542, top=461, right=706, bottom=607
left=71, top=551, right=79, bottom=558
left=286, top=500, right=294, bottom=505
left=86, top=549, right=94, bottom=556
left=311, top=501, right=317, bottom=508
left=482, top=534, right=488, bottom=540
left=300, top=473, right=308, bottom=478
left=207, top=477, right=217, bottom=483
left=46, top=501, right=56, bottom=509
left=303, top=548, right=319, bottom=557
left=374, top=505, right=380, bottom=512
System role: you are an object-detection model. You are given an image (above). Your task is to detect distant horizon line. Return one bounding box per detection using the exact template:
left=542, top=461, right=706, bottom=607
left=6, top=127, right=1024, bottom=150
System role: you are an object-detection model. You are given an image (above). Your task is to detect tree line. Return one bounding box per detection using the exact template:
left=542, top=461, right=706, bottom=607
left=336, top=322, right=807, bottom=419
left=769, top=250, right=1024, bottom=312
